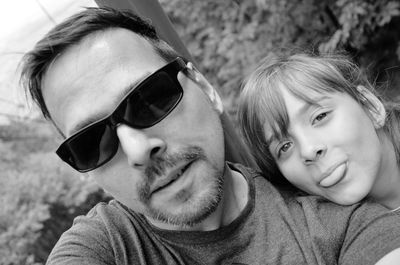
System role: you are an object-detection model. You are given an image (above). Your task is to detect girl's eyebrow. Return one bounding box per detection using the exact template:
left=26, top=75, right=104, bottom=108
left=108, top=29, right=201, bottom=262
left=264, top=95, right=331, bottom=146
left=266, top=135, right=275, bottom=146
left=265, top=130, right=283, bottom=146
left=297, top=101, right=314, bottom=116
left=292, top=95, right=330, bottom=120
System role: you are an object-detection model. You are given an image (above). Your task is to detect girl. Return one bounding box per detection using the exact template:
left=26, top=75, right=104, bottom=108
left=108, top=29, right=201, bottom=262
left=238, top=52, right=400, bottom=210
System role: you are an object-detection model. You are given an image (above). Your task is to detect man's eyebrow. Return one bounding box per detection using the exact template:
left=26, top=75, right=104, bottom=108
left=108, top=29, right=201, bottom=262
left=68, top=72, right=151, bottom=136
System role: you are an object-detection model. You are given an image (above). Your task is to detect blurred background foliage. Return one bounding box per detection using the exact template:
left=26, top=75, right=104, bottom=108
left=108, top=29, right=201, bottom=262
left=161, top=0, right=400, bottom=119
left=1, top=0, right=400, bottom=263
left=0, top=121, right=110, bottom=264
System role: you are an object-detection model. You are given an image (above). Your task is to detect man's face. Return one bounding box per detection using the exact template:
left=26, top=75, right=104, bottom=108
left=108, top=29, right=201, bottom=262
left=42, top=29, right=225, bottom=228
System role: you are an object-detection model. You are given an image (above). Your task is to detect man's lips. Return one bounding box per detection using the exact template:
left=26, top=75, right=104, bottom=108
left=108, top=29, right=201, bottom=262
left=319, top=162, right=347, bottom=188
left=151, top=161, right=193, bottom=194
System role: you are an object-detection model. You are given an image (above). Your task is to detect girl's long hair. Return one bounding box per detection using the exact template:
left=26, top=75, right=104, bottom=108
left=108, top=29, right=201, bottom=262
left=238, top=51, right=400, bottom=185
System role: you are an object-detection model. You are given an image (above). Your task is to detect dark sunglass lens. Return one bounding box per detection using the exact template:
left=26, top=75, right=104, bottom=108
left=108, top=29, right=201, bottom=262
left=123, top=72, right=182, bottom=128
left=58, top=123, right=119, bottom=171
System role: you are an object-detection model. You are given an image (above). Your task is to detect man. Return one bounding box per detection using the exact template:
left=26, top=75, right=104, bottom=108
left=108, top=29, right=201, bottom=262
left=20, top=7, right=400, bottom=265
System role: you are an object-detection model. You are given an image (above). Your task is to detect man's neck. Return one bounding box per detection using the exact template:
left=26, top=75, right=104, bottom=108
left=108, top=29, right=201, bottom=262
left=197, top=164, right=249, bottom=231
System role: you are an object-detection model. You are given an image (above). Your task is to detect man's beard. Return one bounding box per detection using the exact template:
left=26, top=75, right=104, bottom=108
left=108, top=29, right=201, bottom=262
left=136, top=146, right=224, bottom=227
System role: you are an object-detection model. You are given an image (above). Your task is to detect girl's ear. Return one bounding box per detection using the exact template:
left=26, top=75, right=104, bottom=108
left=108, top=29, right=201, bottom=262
left=186, top=62, right=224, bottom=114
left=356, top=85, right=386, bottom=129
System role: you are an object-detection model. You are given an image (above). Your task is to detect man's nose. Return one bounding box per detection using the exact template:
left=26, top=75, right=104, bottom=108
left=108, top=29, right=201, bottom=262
left=116, top=124, right=166, bottom=168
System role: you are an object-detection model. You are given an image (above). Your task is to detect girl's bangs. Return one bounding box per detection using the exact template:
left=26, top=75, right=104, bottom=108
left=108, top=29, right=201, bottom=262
left=281, top=69, right=341, bottom=106
left=259, top=72, right=291, bottom=142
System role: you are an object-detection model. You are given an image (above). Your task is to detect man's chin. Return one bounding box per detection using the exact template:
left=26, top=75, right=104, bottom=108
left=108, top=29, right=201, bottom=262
left=148, top=205, right=217, bottom=228
left=146, top=178, right=224, bottom=228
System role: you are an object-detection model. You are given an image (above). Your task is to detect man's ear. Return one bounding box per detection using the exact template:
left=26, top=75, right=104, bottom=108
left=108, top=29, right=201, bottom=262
left=186, top=62, right=224, bottom=114
left=357, top=85, right=386, bottom=128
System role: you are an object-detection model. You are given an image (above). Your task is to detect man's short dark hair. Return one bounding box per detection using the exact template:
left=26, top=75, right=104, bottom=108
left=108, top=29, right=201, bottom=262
left=20, top=7, right=180, bottom=121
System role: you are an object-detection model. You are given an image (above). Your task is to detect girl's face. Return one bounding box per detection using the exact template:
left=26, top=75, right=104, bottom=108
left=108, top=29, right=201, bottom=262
left=265, top=86, right=385, bottom=205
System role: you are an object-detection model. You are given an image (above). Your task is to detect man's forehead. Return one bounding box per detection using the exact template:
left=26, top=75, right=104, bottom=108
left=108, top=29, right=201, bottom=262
left=41, top=28, right=165, bottom=136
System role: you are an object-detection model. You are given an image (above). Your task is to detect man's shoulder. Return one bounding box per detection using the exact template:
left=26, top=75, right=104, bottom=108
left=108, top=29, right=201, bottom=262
left=227, top=162, right=262, bottom=178
left=234, top=163, right=400, bottom=264
left=47, top=200, right=151, bottom=264
left=85, top=199, right=130, bottom=218
left=74, top=199, right=145, bottom=231
left=229, top=162, right=398, bottom=227
left=228, top=162, right=303, bottom=197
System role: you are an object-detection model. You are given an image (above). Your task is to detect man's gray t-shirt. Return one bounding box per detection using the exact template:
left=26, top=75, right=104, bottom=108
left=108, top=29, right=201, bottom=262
left=46, top=164, right=400, bottom=264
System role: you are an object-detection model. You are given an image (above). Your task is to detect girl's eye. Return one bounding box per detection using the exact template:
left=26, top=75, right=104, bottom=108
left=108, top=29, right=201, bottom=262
left=278, top=142, right=292, bottom=157
left=312, top=112, right=329, bottom=124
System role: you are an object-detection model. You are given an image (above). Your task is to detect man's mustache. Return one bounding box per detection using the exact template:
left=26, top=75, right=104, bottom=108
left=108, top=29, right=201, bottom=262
left=145, top=146, right=206, bottom=182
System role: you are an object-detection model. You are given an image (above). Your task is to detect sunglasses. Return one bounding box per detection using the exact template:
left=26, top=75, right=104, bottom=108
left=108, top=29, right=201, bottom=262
left=56, top=58, right=187, bottom=172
